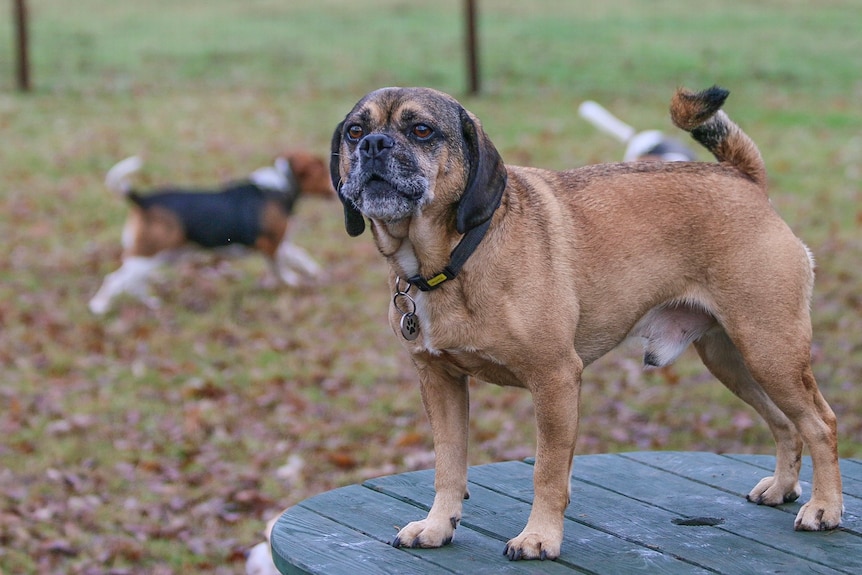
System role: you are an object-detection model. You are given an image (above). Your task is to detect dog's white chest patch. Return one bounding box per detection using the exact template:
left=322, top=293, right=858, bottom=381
left=412, top=292, right=436, bottom=350
left=393, top=240, right=420, bottom=277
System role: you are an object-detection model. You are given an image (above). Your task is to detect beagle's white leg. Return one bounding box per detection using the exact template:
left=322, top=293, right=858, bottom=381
left=273, top=240, right=321, bottom=286
left=89, top=256, right=163, bottom=314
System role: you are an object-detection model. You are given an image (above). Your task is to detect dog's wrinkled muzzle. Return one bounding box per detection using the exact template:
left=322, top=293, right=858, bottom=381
left=349, top=134, right=425, bottom=204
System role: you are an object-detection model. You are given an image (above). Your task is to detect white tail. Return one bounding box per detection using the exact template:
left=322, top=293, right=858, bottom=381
left=105, top=156, right=143, bottom=195
left=578, top=101, right=635, bottom=143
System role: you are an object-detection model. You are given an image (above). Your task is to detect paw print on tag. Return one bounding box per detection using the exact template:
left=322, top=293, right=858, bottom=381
left=400, top=313, right=419, bottom=340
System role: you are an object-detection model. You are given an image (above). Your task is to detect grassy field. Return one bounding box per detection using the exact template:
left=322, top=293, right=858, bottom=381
left=1, top=0, right=861, bottom=573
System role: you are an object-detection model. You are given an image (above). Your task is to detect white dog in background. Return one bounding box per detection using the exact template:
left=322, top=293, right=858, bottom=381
left=245, top=515, right=280, bottom=575
left=578, top=99, right=697, bottom=162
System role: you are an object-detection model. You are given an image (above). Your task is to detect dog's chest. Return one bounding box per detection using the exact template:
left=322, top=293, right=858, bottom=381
left=392, top=292, right=524, bottom=388
left=433, top=344, right=522, bottom=388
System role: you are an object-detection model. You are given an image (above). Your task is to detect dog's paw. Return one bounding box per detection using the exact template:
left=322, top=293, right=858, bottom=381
left=88, top=296, right=110, bottom=315
left=794, top=499, right=843, bottom=531
left=391, top=517, right=456, bottom=549
left=503, top=531, right=560, bottom=561
left=746, top=475, right=801, bottom=506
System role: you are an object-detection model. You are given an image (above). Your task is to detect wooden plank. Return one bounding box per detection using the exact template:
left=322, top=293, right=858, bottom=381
left=298, top=483, right=576, bottom=574
left=272, top=454, right=862, bottom=574
left=368, top=462, right=712, bottom=574
left=569, top=453, right=860, bottom=574
left=723, top=453, right=862, bottom=494
left=621, top=452, right=862, bottom=533
left=271, top=504, right=454, bottom=575
left=838, top=458, right=862, bottom=481
left=620, top=451, right=791, bottom=499
left=363, top=468, right=436, bottom=506
left=467, top=460, right=838, bottom=575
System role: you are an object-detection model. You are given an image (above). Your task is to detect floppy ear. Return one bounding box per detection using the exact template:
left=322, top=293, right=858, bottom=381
left=330, top=120, right=366, bottom=237
left=456, top=108, right=507, bottom=234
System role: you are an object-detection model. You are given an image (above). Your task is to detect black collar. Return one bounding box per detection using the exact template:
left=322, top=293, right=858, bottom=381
left=406, top=217, right=493, bottom=292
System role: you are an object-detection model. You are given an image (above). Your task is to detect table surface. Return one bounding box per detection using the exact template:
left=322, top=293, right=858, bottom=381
left=272, top=451, right=861, bottom=574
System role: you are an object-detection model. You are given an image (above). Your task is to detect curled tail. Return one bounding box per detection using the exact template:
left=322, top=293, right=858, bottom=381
left=105, top=156, right=143, bottom=196
left=670, top=86, right=767, bottom=191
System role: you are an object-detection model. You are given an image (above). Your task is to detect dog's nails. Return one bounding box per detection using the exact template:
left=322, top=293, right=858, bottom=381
left=411, top=537, right=421, bottom=548
left=504, top=545, right=522, bottom=561
left=540, top=549, right=547, bottom=561
left=391, top=536, right=402, bottom=548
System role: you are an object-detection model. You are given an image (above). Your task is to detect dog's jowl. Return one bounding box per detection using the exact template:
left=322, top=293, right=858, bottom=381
left=330, top=86, right=842, bottom=561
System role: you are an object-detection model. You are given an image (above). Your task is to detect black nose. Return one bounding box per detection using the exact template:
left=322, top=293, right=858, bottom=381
left=359, top=134, right=394, bottom=159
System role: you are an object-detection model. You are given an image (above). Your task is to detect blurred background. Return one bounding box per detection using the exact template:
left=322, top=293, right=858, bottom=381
left=1, top=1, right=860, bottom=573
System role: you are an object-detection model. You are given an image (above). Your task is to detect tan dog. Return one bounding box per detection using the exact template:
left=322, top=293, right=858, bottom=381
left=329, top=86, right=842, bottom=561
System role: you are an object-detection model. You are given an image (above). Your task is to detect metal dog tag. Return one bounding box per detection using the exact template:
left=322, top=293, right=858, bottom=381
left=400, top=312, right=420, bottom=341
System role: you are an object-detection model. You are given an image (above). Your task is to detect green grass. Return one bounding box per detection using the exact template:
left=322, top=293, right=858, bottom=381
left=2, top=1, right=862, bottom=572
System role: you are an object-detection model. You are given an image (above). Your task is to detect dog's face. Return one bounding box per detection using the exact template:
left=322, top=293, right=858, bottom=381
left=330, top=87, right=507, bottom=237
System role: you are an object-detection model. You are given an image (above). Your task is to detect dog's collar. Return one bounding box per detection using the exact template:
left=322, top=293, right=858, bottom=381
left=406, top=217, right=492, bottom=291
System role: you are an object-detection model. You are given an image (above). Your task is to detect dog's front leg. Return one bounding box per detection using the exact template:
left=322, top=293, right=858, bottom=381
left=505, top=355, right=582, bottom=561
left=392, top=361, right=469, bottom=549
left=274, top=240, right=321, bottom=285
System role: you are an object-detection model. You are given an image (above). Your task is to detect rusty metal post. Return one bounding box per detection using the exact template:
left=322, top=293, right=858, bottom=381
left=465, top=0, right=479, bottom=95
left=13, top=0, right=31, bottom=91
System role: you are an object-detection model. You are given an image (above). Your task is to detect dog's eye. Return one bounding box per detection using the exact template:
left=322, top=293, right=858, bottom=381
left=412, top=124, right=433, bottom=140
left=346, top=125, right=364, bottom=141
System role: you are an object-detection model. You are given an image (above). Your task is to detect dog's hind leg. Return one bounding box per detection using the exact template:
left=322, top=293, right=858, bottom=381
left=694, top=326, right=843, bottom=531
left=694, top=329, right=803, bottom=503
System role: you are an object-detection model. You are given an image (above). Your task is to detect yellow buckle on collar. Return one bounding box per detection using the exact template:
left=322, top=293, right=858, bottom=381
left=426, top=273, right=449, bottom=287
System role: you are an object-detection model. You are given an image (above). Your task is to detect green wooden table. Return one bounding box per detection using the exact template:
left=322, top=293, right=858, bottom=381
left=271, top=451, right=861, bottom=574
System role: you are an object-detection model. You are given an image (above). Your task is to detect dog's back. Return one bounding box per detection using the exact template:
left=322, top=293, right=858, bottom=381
left=103, top=157, right=301, bottom=248
left=131, top=185, right=267, bottom=247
